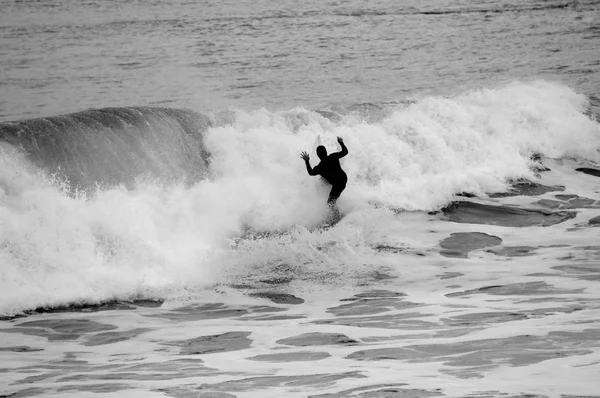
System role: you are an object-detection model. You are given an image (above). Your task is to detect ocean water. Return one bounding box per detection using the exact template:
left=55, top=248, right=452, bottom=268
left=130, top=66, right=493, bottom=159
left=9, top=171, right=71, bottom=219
left=1, top=1, right=600, bottom=397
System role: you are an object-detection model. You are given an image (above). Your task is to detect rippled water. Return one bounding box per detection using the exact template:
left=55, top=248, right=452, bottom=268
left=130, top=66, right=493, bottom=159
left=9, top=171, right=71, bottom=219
left=2, top=2, right=600, bottom=398
left=1, top=0, right=599, bottom=120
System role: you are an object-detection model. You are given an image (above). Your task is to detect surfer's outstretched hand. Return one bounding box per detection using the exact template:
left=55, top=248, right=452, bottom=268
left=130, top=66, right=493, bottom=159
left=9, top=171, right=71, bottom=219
left=300, top=151, right=310, bottom=161
left=337, top=136, right=344, bottom=144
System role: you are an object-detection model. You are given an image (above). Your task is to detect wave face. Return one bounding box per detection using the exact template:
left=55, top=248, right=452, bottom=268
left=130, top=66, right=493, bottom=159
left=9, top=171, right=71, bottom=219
left=1, top=80, right=599, bottom=316
left=0, top=107, right=211, bottom=190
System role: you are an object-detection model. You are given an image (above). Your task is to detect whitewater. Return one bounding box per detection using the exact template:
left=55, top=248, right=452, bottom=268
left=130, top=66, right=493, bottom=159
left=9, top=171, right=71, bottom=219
left=1, top=81, right=596, bottom=316
left=1, top=1, right=600, bottom=397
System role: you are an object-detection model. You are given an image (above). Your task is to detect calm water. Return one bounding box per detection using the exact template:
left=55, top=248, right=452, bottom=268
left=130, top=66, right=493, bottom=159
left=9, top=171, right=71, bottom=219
left=1, top=0, right=599, bottom=121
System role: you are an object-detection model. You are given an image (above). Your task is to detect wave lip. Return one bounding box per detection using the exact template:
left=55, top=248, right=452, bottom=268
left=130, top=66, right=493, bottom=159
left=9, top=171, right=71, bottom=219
left=0, top=107, right=212, bottom=190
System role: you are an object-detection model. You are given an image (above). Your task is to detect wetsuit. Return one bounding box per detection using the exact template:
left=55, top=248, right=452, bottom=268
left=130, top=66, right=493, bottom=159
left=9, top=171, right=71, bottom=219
left=313, top=154, right=348, bottom=204
left=304, top=141, right=348, bottom=204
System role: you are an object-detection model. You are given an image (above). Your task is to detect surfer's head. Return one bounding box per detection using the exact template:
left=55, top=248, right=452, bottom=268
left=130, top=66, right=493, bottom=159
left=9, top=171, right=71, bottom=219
left=316, top=145, right=327, bottom=160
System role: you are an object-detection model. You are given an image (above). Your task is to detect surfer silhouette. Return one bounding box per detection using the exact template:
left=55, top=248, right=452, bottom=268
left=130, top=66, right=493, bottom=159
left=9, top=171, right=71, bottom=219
left=300, top=136, right=348, bottom=208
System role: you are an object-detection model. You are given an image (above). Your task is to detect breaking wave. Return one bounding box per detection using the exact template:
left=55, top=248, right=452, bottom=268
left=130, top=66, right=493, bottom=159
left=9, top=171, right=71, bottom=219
left=1, top=80, right=598, bottom=316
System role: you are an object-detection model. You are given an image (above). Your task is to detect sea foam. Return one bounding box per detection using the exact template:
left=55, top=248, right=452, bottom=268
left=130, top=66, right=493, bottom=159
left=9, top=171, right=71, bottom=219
left=0, top=80, right=598, bottom=316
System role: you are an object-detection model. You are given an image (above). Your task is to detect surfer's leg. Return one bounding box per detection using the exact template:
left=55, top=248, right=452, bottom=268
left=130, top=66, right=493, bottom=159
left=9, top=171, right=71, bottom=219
left=327, top=182, right=346, bottom=223
left=327, top=182, right=346, bottom=205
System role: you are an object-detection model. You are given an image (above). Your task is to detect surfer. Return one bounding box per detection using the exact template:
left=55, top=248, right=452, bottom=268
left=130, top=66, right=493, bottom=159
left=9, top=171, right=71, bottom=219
left=300, top=136, right=348, bottom=207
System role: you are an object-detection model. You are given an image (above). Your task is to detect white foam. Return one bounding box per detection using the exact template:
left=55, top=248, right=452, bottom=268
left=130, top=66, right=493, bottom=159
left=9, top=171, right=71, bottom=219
left=1, top=80, right=599, bottom=316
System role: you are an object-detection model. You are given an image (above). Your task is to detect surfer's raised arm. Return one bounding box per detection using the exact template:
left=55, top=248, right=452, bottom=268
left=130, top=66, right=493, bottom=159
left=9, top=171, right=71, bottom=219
left=300, top=151, right=317, bottom=176
left=332, top=136, right=348, bottom=159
